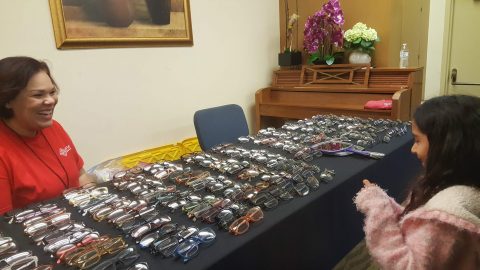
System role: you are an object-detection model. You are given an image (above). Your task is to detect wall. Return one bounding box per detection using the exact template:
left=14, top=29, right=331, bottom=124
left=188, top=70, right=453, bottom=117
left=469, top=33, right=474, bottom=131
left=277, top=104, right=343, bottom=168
left=0, top=0, right=279, bottom=168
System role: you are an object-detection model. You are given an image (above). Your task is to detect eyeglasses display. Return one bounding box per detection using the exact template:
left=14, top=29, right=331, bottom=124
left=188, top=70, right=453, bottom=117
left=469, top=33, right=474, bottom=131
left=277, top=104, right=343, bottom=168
left=0, top=114, right=410, bottom=267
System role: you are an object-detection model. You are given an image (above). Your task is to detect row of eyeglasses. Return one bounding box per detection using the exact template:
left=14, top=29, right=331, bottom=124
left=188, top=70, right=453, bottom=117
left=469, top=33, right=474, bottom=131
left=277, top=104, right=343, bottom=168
left=237, top=115, right=408, bottom=161
left=109, top=159, right=329, bottom=230
left=281, top=114, right=409, bottom=145
left=3, top=203, right=147, bottom=269
left=64, top=185, right=216, bottom=263
left=0, top=234, right=47, bottom=270
left=208, top=144, right=335, bottom=182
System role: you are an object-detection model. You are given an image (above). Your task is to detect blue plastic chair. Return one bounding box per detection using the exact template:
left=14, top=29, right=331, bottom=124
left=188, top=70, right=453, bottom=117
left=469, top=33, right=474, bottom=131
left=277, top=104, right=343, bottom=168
left=194, top=104, right=249, bottom=151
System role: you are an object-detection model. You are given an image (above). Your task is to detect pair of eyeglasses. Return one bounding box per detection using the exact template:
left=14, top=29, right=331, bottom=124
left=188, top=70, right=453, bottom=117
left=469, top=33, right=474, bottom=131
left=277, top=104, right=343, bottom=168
left=137, top=186, right=176, bottom=203
left=301, top=171, right=320, bottom=189
left=66, top=235, right=127, bottom=269
left=268, top=182, right=294, bottom=201
left=80, top=194, right=120, bottom=217
left=4, top=203, right=60, bottom=224
left=68, top=187, right=110, bottom=207
left=77, top=193, right=118, bottom=213
left=24, top=212, right=72, bottom=237
left=90, top=247, right=140, bottom=270
left=174, top=227, right=216, bottom=262
left=0, top=237, right=17, bottom=256
left=44, top=228, right=99, bottom=254
left=111, top=206, right=158, bottom=228
left=129, top=215, right=172, bottom=240
left=228, top=206, right=264, bottom=235
left=175, top=170, right=210, bottom=185
left=138, top=223, right=183, bottom=249
left=186, top=199, right=222, bottom=221
left=21, top=207, right=67, bottom=229
left=105, top=200, right=147, bottom=223
left=223, top=187, right=245, bottom=202
left=151, top=226, right=199, bottom=257
left=199, top=199, right=233, bottom=224
left=91, top=199, right=131, bottom=222
left=62, top=182, right=98, bottom=199
left=185, top=178, right=210, bottom=191
left=1, top=251, right=38, bottom=270
left=250, top=192, right=279, bottom=210
left=215, top=203, right=250, bottom=231
left=32, top=221, right=85, bottom=245
left=318, top=168, right=335, bottom=182
left=55, top=234, right=105, bottom=263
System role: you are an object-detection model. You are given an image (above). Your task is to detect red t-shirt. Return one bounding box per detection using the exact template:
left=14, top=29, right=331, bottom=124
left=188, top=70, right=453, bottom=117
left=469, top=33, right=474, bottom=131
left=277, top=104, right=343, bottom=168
left=0, top=120, right=83, bottom=214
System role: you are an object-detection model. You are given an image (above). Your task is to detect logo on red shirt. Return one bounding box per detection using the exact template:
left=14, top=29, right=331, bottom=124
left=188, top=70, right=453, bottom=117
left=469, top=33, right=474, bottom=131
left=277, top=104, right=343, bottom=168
left=59, top=145, right=71, bottom=157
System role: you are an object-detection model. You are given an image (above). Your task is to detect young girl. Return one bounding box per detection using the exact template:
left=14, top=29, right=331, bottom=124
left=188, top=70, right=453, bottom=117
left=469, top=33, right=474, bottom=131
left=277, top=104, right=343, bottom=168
left=355, top=95, right=480, bottom=269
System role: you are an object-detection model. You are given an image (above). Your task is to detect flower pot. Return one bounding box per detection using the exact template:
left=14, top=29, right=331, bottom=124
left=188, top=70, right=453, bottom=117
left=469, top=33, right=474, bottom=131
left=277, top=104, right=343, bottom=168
left=145, top=0, right=171, bottom=25
left=278, top=51, right=302, bottom=66
left=348, top=50, right=371, bottom=64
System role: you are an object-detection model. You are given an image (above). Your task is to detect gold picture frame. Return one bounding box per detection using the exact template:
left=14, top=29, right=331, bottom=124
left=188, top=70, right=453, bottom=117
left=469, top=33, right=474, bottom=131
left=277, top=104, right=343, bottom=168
left=49, top=0, right=193, bottom=49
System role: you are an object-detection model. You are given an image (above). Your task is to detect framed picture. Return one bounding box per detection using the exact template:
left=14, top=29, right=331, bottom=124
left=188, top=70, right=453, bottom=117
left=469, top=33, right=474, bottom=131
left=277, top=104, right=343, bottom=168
left=49, top=0, right=193, bottom=49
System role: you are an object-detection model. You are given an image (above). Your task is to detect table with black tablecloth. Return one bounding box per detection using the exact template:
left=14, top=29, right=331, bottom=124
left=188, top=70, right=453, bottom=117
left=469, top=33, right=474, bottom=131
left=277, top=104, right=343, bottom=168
left=0, top=132, right=420, bottom=270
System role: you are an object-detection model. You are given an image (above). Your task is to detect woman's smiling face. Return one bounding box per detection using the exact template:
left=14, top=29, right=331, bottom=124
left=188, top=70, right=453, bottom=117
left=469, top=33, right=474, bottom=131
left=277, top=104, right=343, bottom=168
left=6, top=71, right=58, bottom=136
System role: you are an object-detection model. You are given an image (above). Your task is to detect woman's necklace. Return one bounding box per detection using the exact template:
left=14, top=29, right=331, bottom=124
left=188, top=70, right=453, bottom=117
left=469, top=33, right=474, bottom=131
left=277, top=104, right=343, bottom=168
left=4, top=122, right=70, bottom=188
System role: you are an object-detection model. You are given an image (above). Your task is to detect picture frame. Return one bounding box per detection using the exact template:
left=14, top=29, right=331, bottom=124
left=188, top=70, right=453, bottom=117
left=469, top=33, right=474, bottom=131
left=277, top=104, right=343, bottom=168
left=49, top=0, right=193, bottom=49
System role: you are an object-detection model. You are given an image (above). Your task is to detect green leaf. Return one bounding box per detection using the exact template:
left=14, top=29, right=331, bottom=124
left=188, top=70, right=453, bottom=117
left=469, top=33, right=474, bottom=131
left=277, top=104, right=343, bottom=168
left=361, top=40, right=372, bottom=48
left=308, top=54, right=319, bottom=64
left=353, top=38, right=361, bottom=44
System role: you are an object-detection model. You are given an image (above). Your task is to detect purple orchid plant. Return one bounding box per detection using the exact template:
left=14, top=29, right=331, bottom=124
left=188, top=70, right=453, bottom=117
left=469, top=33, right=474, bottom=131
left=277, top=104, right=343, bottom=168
left=303, top=0, right=344, bottom=65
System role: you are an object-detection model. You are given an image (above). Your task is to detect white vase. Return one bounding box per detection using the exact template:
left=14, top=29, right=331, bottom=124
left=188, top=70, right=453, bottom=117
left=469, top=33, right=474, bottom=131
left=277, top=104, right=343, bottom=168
left=348, top=50, right=371, bottom=64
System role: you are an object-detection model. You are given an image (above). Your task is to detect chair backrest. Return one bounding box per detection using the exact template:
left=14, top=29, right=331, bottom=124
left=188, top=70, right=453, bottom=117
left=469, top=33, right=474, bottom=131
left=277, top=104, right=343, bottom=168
left=193, top=104, right=249, bottom=151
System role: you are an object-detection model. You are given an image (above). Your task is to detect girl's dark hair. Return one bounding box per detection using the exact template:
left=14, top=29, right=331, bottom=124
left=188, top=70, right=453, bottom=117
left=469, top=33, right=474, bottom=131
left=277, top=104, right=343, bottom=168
left=404, top=95, right=480, bottom=213
left=0, top=56, right=57, bottom=119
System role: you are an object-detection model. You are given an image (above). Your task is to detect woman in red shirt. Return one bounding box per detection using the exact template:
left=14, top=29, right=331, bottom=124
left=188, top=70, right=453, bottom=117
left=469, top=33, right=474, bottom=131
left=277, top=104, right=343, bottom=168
left=0, top=56, right=94, bottom=214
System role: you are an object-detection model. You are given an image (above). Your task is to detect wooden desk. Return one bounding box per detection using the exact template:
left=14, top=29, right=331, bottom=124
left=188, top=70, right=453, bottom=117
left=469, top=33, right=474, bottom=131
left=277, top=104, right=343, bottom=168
left=255, top=65, right=423, bottom=132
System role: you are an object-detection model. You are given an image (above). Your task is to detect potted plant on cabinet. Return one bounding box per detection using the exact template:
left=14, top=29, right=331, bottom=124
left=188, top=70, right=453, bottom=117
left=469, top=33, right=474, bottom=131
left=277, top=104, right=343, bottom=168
left=343, top=22, right=379, bottom=64
left=278, top=1, right=301, bottom=67
left=303, top=0, right=344, bottom=65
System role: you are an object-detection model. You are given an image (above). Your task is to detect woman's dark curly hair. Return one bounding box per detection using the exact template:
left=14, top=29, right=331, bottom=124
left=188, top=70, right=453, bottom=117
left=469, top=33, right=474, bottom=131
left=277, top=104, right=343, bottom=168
left=0, top=56, right=57, bottom=119
left=404, top=95, right=480, bottom=213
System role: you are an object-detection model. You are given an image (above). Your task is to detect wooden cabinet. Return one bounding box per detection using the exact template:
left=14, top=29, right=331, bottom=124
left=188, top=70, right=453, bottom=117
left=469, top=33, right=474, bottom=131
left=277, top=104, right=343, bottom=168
left=255, top=64, right=423, bottom=132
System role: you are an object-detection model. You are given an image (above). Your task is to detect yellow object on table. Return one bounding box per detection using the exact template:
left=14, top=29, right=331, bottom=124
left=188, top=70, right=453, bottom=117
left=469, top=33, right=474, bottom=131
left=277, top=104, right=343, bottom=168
left=120, top=137, right=201, bottom=168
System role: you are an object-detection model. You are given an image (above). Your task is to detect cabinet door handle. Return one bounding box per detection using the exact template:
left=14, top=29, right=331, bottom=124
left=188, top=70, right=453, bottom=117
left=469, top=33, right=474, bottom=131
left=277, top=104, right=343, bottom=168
left=451, top=68, right=480, bottom=86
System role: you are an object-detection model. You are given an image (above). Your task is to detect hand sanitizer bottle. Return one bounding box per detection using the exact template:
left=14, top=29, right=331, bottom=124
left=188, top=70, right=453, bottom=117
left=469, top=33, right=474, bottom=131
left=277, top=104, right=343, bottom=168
left=399, top=43, right=409, bottom=68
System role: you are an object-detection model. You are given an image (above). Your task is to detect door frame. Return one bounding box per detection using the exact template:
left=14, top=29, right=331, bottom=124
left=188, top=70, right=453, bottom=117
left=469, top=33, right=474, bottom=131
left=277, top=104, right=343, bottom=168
left=440, top=0, right=454, bottom=95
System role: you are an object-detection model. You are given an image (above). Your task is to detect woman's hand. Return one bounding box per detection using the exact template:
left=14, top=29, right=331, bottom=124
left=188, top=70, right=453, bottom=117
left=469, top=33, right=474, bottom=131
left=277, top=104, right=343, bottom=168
left=78, top=168, right=97, bottom=186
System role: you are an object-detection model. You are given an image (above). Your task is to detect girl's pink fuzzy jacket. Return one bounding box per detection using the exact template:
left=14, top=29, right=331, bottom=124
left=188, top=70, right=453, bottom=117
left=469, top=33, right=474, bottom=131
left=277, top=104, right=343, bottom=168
left=354, top=185, right=480, bottom=270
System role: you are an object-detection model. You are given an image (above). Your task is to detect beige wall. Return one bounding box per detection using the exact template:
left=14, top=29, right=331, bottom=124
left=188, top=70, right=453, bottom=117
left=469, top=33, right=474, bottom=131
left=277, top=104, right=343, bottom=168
left=0, top=0, right=279, bottom=168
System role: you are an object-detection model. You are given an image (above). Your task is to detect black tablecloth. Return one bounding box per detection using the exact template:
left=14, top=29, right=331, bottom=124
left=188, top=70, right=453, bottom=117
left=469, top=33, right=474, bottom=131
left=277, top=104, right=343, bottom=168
left=0, top=133, right=420, bottom=270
